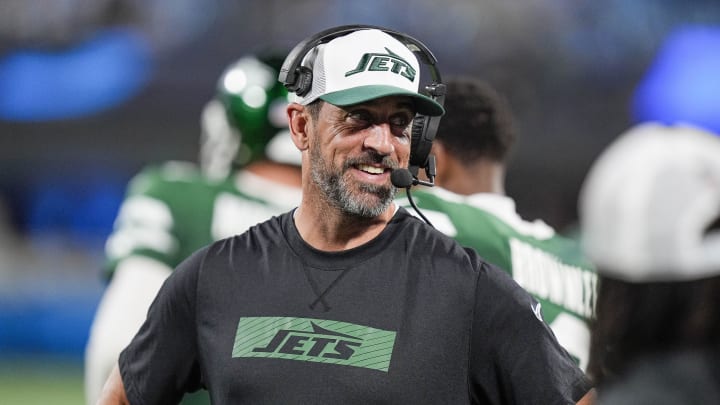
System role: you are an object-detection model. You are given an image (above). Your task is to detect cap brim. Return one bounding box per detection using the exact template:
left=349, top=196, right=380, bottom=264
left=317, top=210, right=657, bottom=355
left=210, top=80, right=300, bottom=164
left=319, top=85, right=444, bottom=116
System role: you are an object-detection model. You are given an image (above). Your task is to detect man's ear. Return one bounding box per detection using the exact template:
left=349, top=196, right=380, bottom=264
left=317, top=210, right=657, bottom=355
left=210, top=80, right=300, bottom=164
left=287, top=103, right=310, bottom=151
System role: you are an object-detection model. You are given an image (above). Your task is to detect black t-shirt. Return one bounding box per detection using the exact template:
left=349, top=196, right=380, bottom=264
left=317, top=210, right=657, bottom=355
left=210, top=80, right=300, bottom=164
left=120, top=208, right=591, bottom=404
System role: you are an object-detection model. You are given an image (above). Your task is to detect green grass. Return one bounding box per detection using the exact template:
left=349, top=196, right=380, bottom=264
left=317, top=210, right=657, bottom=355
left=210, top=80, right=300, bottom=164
left=0, top=357, right=84, bottom=405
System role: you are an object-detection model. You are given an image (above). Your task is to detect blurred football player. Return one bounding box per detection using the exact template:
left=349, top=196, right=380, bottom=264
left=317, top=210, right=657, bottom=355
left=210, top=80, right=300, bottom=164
left=84, top=54, right=302, bottom=405
left=398, top=76, right=597, bottom=370
left=582, top=123, right=720, bottom=402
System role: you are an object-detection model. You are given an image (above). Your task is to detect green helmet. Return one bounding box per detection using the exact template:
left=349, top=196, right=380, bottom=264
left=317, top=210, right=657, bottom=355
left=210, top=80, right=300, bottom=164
left=200, top=54, right=297, bottom=179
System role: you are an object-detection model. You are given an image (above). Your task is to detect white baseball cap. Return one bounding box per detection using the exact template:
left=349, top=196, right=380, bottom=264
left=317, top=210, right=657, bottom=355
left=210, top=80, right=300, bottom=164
left=295, top=29, right=444, bottom=117
left=579, top=123, right=720, bottom=282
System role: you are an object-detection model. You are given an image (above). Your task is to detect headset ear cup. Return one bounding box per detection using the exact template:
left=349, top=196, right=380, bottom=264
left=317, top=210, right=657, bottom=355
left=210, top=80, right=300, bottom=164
left=292, top=66, right=313, bottom=97
left=285, top=66, right=313, bottom=96
left=410, top=115, right=431, bottom=168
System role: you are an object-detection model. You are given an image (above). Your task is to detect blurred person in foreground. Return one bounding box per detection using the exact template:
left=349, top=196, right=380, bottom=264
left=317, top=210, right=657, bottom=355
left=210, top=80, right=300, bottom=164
left=397, top=76, right=597, bottom=370
left=580, top=123, right=720, bottom=403
left=84, top=54, right=302, bottom=404
left=96, top=25, right=594, bottom=404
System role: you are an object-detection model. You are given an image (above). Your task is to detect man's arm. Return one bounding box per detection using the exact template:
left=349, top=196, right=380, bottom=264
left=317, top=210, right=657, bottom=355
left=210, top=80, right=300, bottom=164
left=577, top=388, right=597, bottom=405
left=470, top=259, right=595, bottom=403
left=96, top=363, right=129, bottom=405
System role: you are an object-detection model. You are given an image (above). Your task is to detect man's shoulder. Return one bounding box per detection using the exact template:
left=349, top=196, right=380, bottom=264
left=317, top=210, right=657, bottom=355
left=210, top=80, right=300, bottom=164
left=395, top=206, right=487, bottom=267
left=400, top=189, right=594, bottom=269
left=396, top=189, right=522, bottom=238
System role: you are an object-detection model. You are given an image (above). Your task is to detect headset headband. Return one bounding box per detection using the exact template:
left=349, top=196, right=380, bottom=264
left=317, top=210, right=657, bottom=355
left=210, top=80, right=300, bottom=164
left=279, top=24, right=442, bottom=91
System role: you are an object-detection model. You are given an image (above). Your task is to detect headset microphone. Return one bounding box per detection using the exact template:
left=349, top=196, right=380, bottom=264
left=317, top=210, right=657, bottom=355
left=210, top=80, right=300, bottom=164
left=391, top=160, right=436, bottom=228
left=391, top=168, right=435, bottom=188
left=391, top=155, right=437, bottom=188
left=390, top=169, right=414, bottom=188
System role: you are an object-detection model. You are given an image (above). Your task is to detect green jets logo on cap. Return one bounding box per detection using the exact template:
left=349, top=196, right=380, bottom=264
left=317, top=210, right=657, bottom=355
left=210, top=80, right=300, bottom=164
left=232, top=316, right=397, bottom=372
left=345, top=48, right=416, bottom=82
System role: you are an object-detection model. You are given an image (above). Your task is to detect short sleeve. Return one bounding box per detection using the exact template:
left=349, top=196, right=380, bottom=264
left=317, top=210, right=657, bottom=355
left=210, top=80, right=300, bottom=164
left=119, top=247, right=208, bottom=405
left=469, top=261, right=593, bottom=404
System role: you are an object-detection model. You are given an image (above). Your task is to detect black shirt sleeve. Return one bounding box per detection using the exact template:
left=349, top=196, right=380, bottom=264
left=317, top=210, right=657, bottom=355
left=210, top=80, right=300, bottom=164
left=119, top=247, right=207, bottom=405
left=469, top=258, right=593, bottom=404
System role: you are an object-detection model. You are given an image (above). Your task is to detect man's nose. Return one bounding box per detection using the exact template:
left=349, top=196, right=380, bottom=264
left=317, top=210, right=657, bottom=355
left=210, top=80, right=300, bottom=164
left=363, top=123, right=395, bottom=155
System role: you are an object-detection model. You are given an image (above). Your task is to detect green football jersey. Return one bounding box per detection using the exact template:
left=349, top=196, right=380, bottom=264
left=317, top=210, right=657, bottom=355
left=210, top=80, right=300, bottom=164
left=105, top=161, right=302, bottom=277
left=100, top=161, right=301, bottom=404
left=398, top=187, right=597, bottom=370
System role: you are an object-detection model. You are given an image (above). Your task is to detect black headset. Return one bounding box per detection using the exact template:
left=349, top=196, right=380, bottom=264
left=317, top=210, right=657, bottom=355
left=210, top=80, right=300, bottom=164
left=279, top=24, right=445, bottom=177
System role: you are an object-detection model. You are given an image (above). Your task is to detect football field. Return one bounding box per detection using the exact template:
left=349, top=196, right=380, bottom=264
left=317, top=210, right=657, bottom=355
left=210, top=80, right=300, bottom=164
left=0, top=264, right=102, bottom=405
left=0, top=357, right=84, bottom=404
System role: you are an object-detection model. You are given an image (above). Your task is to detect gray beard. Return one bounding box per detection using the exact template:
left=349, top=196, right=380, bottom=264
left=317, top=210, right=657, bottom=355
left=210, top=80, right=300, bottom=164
left=310, top=145, right=398, bottom=218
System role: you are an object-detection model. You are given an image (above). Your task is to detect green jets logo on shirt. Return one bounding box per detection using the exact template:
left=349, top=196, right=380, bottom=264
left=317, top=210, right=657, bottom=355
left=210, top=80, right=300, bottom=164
left=345, top=48, right=416, bottom=82
left=232, top=316, right=397, bottom=372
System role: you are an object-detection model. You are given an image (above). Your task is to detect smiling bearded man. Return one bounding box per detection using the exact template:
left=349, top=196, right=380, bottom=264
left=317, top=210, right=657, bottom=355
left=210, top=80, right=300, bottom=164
left=308, top=106, right=405, bottom=217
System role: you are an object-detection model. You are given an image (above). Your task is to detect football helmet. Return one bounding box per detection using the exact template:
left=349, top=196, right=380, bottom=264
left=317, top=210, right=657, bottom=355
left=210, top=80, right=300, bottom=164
left=200, top=54, right=297, bottom=179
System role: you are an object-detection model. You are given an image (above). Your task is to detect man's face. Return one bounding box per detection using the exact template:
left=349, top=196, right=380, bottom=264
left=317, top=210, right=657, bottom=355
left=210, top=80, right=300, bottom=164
left=308, top=96, right=414, bottom=217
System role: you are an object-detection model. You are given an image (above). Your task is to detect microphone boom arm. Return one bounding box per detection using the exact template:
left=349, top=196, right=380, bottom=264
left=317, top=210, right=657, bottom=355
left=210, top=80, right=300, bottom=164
left=391, top=155, right=437, bottom=227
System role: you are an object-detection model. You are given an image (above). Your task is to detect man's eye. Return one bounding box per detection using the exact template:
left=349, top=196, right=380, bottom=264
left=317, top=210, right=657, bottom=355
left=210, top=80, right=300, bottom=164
left=390, top=115, right=411, bottom=128
left=347, top=110, right=372, bottom=123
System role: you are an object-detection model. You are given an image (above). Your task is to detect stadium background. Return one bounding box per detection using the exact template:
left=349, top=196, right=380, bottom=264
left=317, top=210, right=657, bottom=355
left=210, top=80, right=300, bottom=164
left=0, top=0, right=718, bottom=402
